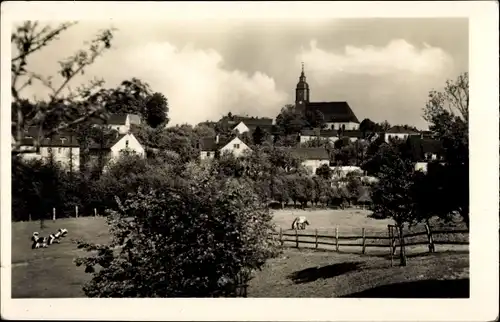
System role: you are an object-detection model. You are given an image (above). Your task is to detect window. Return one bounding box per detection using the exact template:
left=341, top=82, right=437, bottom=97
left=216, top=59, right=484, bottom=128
left=206, top=152, right=211, bottom=157
left=58, top=148, right=62, bottom=153
left=234, top=144, right=240, bottom=149
left=125, top=140, right=129, bottom=148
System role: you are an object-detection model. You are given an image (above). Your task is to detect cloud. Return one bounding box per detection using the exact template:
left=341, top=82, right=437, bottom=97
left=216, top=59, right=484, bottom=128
left=103, top=42, right=288, bottom=125
left=297, top=39, right=454, bottom=80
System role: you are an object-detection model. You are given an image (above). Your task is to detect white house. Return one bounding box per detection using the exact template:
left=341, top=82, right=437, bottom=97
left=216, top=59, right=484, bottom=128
left=199, top=135, right=252, bottom=160
left=92, top=113, right=141, bottom=134
left=384, top=126, right=420, bottom=143
left=292, top=147, right=330, bottom=176
left=233, top=121, right=251, bottom=134
left=17, top=131, right=80, bottom=172
left=89, top=133, right=145, bottom=171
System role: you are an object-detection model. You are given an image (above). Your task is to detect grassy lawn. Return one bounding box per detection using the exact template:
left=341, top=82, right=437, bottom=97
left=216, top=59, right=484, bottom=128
left=11, top=209, right=469, bottom=298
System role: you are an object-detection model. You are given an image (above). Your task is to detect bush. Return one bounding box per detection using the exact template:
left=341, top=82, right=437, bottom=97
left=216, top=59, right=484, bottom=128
left=74, top=166, right=280, bottom=297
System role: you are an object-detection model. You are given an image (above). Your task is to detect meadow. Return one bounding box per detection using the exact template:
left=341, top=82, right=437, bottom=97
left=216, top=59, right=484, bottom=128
left=11, top=208, right=469, bottom=298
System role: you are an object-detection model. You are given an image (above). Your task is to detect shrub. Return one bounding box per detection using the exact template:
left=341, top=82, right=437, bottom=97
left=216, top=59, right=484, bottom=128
left=74, top=166, right=280, bottom=297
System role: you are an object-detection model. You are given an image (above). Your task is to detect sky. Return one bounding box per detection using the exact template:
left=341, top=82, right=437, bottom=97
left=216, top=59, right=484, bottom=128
left=15, top=18, right=468, bottom=130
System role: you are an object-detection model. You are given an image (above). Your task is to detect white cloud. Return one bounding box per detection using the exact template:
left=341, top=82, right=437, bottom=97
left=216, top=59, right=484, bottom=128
left=297, top=39, right=454, bottom=80
left=111, top=42, right=288, bottom=125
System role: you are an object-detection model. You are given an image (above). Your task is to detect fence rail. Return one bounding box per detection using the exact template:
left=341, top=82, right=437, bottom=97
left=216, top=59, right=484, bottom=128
left=269, top=224, right=469, bottom=257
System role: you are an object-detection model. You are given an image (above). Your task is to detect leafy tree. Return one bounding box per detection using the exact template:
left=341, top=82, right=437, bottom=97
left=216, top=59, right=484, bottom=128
left=371, top=145, right=420, bottom=266
left=359, top=118, right=378, bottom=138
left=275, top=104, right=308, bottom=135
left=11, top=21, right=116, bottom=155
left=422, top=72, right=469, bottom=227
left=252, top=126, right=265, bottom=145
left=74, top=166, right=279, bottom=297
left=315, top=163, right=333, bottom=180
left=145, top=92, right=169, bottom=128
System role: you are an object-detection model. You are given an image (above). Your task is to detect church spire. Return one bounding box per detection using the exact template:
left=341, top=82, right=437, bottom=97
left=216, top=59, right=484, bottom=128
left=295, top=62, right=310, bottom=108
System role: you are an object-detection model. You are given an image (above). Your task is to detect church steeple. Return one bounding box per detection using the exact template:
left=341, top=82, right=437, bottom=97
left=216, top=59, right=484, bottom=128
left=295, top=62, right=310, bottom=111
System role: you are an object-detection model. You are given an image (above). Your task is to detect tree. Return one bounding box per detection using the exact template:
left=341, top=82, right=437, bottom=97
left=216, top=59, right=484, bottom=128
left=74, top=165, right=279, bottom=297
left=275, top=104, right=308, bottom=135
left=423, top=72, right=469, bottom=227
left=11, top=21, right=116, bottom=155
left=371, top=146, right=420, bottom=266
left=359, top=118, right=377, bottom=138
left=252, top=126, right=265, bottom=145
left=315, top=163, right=333, bottom=180
left=145, top=92, right=169, bottom=128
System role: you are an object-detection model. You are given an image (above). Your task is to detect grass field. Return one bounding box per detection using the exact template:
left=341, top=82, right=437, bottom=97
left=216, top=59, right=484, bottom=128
left=11, top=208, right=469, bottom=298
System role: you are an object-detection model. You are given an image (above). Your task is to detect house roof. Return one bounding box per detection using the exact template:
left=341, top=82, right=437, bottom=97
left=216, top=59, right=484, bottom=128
left=20, top=134, right=79, bottom=148
left=386, top=126, right=420, bottom=134
left=305, top=101, right=359, bottom=123
left=292, top=147, right=330, bottom=160
left=342, top=130, right=363, bottom=138
left=199, top=135, right=252, bottom=152
left=90, top=113, right=140, bottom=126
left=89, top=133, right=128, bottom=150
left=221, top=115, right=273, bottom=126
left=406, top=136, right=444, bottom=160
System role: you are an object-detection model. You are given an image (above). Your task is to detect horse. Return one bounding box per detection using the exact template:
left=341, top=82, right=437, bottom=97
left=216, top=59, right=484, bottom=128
left=291, top=216, right=310, bottom=230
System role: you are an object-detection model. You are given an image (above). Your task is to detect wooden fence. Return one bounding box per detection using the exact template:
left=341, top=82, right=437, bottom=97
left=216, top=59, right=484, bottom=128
left=269, top=224, right=469, bottom=260
left=27, top=207, right=102, bottom=222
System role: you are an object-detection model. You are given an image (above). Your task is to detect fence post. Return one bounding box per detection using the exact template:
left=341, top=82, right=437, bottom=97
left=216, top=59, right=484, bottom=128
left=75, top=205, right=79, bottom=218
left=29, top=214, right=31, bottom=222
left=315, top=229, right=318, bottom=249
left=335, top=226, right=339, bottom=252
left=94, top=208, right=97, bottom=217
left=425, top=223, right=435, bottom=253
left=52, top=208, right=56, bottom=222
left=279, top=227, right=283, bottom=247
left=361, top=228, right=366, bottom=254
left=295, top=229, right=299, bottom=248
left=388, top=225, right=393, bottom=267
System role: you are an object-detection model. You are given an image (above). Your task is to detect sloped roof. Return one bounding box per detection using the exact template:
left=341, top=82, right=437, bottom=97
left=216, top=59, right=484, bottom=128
left=305, top=101, right=359, bottom=123
left=386, top=126, right=420, bottom=134
left=342, top=130, right=363, bottom=138
left=199, top=135, right=253, bottom=152
left=406, top=136, right=444, bottom=160
left=222, top=115, right=273, bottom=126
left=20, top=134, right=79, bottom=148
left=90, top=113, right=140, bottom=126
left=89, top=133, right=128, bottom=150
left=292, top=147, right=330, bottom=160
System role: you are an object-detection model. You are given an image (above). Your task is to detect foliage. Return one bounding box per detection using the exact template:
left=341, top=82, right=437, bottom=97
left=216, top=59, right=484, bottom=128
left=422, top=72, right=469, bottom=227
left=74, top=166, right=279, bottom=297
left=275, top=104, right=308, bottom=135
left=315, top=163, right=333, bottom=180
left=145, top=92, right=169, bottom=128
left=11, top=21, right=116, bottom=155
left=371, top=145, right=420, bottom=266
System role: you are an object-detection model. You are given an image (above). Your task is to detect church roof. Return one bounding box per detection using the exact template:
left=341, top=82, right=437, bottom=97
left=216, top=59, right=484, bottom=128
left=305, top=101, right=360, bottom=123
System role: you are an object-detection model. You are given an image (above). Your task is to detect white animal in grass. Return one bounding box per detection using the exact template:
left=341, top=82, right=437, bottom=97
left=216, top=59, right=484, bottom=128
left=31, top=232, right=48, bottom=249
left=291, top=216, right=310, bottom=230
left=59, top=228, right=68, bottom=237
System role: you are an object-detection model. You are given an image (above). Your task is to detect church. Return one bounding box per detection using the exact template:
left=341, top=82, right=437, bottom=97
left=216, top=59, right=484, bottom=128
left=295, top=64, right=360, bottom=131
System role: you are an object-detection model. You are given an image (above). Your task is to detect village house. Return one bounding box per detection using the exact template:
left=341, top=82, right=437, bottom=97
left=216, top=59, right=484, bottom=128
left=88, top=132, right=145, bottom=172
left=198, top=135, right=252, bottom=160
left=91, top=113, right=142, bottom=134
left=230, top=117, right=274, bottom=135
left=384, top=126, right=421, bottom=143
left=291, top=147, right=330, bottom=176
left=16, top=130, right=80, bottom=172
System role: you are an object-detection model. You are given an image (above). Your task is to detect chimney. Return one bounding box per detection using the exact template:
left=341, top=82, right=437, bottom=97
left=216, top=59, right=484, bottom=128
left=215, top=134, right=219, bottom=144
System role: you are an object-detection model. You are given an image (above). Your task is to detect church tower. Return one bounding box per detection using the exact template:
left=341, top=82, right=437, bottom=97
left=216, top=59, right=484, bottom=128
left=295, top=62, right=310, bottom=112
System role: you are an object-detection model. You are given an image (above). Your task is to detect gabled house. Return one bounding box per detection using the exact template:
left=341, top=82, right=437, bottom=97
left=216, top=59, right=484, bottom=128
left=291, top=147, right=330, bottom=176
left=88, top=133, right=145, bottom=171
left=230, top=117, right=274, bottom=135
left=16, top=129, right=80, bottom=172
left=384, top=126, right=421, bottom=143
left=199, top=135, right=252, bottom=160
left=91, top=113, right=141, bottom=134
